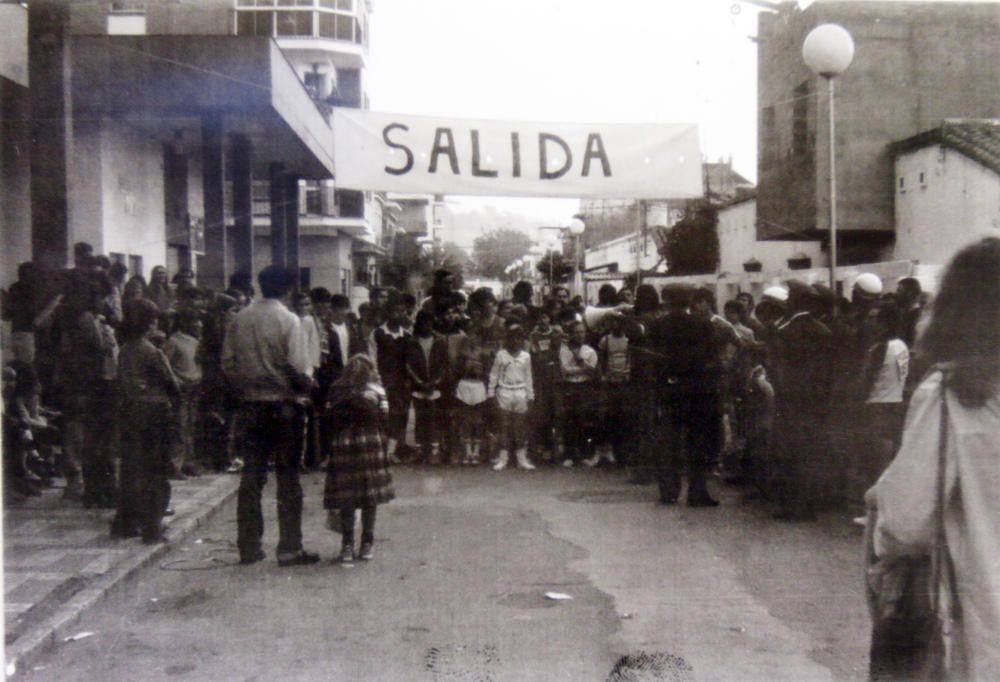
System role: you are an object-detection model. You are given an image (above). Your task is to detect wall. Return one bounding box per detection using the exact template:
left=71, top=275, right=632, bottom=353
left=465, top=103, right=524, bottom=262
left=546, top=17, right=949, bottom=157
left=894, top=145, right=1000, bottom=266
left=717, top=198, right=825, bottom=277
left=0, top=4, right=28, bottom=86
left=69, top=1, right=232, bottom=36
left=98, top=119, right=167, bottom=279
left=584, top=232, right=660, bottom=273
left=300, top=232, right=353, bottom=295
left=1, top=78, right=31, bottom=289
left=757, top=2, right=1000, bottom=243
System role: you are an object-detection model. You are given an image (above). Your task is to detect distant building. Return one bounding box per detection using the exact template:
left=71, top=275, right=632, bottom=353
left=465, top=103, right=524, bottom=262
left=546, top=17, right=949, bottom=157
left=756, top=1, right=1000, bottom=265
left=892, top=119, right=1000, bottom=266
left=578, top=160, right=753, bottom=250
left=581, top=160, right=753, bottom=284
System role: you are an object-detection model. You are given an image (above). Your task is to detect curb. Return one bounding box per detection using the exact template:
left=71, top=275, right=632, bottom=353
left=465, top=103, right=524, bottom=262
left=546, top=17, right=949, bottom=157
left=5, top=477, right=239, bottom=677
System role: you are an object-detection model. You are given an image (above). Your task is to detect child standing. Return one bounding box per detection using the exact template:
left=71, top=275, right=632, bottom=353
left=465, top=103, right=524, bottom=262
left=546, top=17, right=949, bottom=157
left=163, top=308, right=203, bottom=477
left=403, top=311, right=448, bottom=464
left=488, top=325, right=535, bottom=471
left=323, top=354, right=394, bottom=563
left=111, top=298, right=180, bottom=543
left=530, top=312, right=560, bottom=461
left=454, top=335, right=488, bottom=465
left=594, top=313, right=631, bottom=467
left=559, top=320, right=599, bottom=467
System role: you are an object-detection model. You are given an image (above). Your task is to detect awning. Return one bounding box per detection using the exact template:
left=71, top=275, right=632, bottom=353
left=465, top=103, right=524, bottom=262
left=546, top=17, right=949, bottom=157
left=70, top=36, right=335, bottom=178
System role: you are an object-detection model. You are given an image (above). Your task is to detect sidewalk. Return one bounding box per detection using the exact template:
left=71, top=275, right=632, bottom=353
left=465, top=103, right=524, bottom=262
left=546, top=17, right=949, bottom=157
left=3, top=473, right=239, bottom=676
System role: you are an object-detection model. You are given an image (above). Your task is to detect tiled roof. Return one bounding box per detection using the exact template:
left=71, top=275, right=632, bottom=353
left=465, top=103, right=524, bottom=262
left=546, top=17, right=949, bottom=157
left=891, top=119, right=1000, bottom=176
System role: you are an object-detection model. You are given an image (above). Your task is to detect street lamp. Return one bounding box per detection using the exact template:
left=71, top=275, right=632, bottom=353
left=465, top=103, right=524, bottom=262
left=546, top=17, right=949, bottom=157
left=567, top=217, right=586, bottom=298
left=803, top=23, right=854, bottom=313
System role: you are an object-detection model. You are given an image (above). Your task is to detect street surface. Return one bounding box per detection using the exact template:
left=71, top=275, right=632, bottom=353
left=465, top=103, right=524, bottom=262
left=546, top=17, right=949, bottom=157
left=22, top=468, right=870, bottom=681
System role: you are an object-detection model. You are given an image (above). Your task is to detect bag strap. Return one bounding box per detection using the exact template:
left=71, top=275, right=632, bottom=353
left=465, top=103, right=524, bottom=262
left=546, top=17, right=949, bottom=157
left=929, top=374, right=949, bottom=614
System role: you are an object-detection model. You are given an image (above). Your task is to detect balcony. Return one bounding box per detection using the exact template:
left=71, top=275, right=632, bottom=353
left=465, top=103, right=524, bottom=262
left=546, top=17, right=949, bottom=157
left=235, top=0, right=368, bottom=68
left=248, top=184, right=373, bottom=239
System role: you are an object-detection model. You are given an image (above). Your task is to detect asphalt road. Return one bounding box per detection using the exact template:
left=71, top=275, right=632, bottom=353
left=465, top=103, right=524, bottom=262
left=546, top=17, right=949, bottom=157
left=23, top=467, right=871, bottom=681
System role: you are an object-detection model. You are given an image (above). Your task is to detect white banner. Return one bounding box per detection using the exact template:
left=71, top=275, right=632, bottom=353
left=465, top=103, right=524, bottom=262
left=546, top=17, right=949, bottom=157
left=332, top=109, right=703, bottom=199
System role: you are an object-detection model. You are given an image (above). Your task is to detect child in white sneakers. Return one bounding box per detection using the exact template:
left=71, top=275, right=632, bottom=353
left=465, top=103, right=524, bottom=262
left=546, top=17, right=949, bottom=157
left=488, top=325, right=535, bottom=471
left=455, top=335, right=488, bottom=464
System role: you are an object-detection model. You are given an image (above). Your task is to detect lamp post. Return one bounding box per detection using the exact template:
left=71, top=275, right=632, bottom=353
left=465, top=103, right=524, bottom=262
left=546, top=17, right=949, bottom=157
left=803, top=23, right=854, bottom=314
left=567, top=217, right=586, bottom=299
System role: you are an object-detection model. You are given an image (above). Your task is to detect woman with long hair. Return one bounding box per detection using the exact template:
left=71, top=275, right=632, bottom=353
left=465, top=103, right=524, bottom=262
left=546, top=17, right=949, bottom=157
left=867, top=237, right=1000, bottom=680
left=147, top=265, right=173, bottom=313
left=323, top=353, right=394, bottom=564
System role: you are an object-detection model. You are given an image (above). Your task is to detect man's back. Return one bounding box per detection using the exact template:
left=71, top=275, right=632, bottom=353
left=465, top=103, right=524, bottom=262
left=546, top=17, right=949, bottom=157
left=223, top=299, right=307, bottom=402
left=648, top=312, right=718, bottom=396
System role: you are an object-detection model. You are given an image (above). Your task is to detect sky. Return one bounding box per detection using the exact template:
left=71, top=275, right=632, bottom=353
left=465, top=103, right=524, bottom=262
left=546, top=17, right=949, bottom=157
left=366, top=0, right=768, bottom=229
left=365, top=0, right=994, bottom=234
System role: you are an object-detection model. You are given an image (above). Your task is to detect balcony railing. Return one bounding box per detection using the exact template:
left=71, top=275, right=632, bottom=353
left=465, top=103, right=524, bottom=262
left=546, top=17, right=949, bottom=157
left=235, top=0, right=368, bottom=48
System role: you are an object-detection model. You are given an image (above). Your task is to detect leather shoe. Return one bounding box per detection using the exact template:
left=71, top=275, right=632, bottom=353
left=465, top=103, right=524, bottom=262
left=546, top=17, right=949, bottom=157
left=240, top=549, right=266, bottom=565
left=277, top=549, right=320, bottom=567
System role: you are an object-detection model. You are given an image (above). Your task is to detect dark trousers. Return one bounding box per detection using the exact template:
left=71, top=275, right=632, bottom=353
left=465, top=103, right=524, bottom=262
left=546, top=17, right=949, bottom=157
left=340, top=504, right=377, bottom=547
left=412, top=397, right=440, bottom=453
left=532, top=376, right=558, bottom=453
left=561, top=383, right=596, bottom=462
left=604, top=381, right=635, bottom=464
left=236, top=402, right=305, bottom=558
left=439, top=393, right=462, bottom=461
left=772, top=404, right=827, bottom=517
left=656, top=399, right=719, bottom=503
left=386, top=385, right=410, bottom=443
left=113, top=402, right=172, bottom=541
left=81, top=383, right=117, bottom=503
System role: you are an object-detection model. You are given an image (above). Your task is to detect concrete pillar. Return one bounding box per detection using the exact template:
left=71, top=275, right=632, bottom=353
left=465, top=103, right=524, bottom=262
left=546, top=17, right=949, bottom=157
left=268, top=162, right=286, bottom=269
left=284, top=173, right=301, bottom=291
left=199, top=114, right=226, bottom=290
left=230, top=134, right=254, bottom=282
left=28, top=0, right=72, bottom=271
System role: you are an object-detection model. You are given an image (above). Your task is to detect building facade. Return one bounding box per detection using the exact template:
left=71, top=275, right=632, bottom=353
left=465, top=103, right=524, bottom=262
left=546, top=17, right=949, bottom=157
left=892, top=120, right=1000, bottom=266
left=756, top=1, right=1000, bottom=264
left=3, top=0, right=382, bottom=297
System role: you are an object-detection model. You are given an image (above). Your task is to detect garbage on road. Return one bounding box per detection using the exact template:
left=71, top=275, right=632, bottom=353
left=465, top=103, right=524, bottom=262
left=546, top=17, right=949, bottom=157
left=63, top=631, right=95, bottom=642
left=544, top=592, right=573, bottom=601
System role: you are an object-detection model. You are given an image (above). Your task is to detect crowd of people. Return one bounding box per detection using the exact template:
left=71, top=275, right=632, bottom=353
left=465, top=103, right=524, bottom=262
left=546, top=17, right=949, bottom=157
left=4, top=235, right=997, bottom=677
left=4, top=238, right=932, bottom=534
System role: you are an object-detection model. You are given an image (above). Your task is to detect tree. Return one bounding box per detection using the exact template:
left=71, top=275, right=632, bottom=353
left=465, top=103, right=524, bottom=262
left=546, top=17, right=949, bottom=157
left=382, top=237, right=471, bottom=291
left=422, top=241, right=471, bottom=286
left=472, top=228, right=533, bottom=279
left=535, top=251, right=574, bottom=283
left=662, top=205, right=719, bottom=275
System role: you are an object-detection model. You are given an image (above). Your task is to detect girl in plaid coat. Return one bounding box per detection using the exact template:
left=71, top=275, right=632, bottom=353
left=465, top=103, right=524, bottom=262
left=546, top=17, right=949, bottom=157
left=324, top=354, right=395, bottom=564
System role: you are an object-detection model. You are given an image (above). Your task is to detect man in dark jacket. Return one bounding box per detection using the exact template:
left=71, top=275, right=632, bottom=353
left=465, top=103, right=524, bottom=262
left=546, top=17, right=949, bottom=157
left=647, top=284, right=721, bottom=507
left=769, top=280, right=834, bottom=521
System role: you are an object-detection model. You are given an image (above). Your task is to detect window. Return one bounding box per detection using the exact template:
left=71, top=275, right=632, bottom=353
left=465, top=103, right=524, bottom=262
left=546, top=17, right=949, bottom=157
left=898, top=176, right=905, bottom=190
left=791, top=81, right=810, bottom=158
left=109, top=252, right=127, bottom=265
left=252, top=181, right=270, bottom=216
left=336, top=13, right=354, bottom=40
left=107, top=0, right=147, bottom=36
left=276, top=10, right=313, bottom=36
left=919, top=171, right=926, bottom=187
left=340, top=268, right=352, bottom=295
left=300, top=267, right=311, bottom=291
left=304, top=181, right=323, bottom=214
left=128, top=254, right=144, bottom=281
left=236, top=10, right=274, bottom=36
left=303, top=71, right=325, bottom=99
